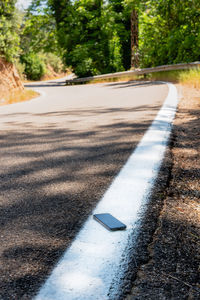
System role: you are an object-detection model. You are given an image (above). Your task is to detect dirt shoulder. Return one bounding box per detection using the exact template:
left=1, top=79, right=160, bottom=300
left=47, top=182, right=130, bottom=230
left=127, top=85, right=200, bottom=299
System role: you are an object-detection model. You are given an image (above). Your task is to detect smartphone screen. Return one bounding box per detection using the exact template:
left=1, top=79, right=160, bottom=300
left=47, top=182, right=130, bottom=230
left=93, top=213, right=126, bottom=231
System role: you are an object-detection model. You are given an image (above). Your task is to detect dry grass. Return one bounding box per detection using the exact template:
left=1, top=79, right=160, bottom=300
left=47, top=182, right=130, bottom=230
left=66, top=74, right=142, bottom=85
left=149, top=70, right=181, bottom=82
left=72, top=67, right=200, bottom=90
left=149, top=67, right=200, bottom=89
left=178, top=68, right=200, bottom=89
left=128, top=85, right=200, bottom=299
left=0, top=89, right=39, bottom=106
left=88, top=74, right=141, bottom=84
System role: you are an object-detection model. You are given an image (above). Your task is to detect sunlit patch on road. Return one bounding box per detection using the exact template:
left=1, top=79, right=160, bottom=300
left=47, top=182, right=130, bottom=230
left=35, top=83, right=178, bottom=300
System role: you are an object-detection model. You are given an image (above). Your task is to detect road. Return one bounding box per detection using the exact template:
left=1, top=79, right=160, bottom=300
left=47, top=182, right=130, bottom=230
left=0, top=78, right=168, bottom=299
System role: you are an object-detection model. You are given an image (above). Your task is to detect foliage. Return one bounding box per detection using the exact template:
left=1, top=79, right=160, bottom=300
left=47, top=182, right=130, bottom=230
left=19, top=52, right=65, bottom=80
left=41, top=53, right=65, bottom=73
left=1, top=0, right=200, bottom=80
left=49, top=0, right=124, bottom=77
left=109, top=31, right=124, bottom=72
left=0, top=0, right=21, bottom=61
left=148, top=70, right=183, bottom=83
left=178, top=68, right=200, bottom=89
left=139, top=0, right=200, bottom=67
left=109, top=0, right=131, bottom=70
left=18, top=0, right=65, bottom=80
left=20, top=52, right=46, bottom=80
left=147, top=67, right=200, bottom=89
left=20, top=2, right=60, bottom=55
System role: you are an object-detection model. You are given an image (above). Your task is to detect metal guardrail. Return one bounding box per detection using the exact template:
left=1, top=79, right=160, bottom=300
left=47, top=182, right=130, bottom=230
left=66, top=61, right=200, bottom=84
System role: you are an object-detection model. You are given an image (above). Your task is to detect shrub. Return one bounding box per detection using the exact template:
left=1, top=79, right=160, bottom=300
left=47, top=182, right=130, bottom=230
left=21, top=53, right=46, bottom=80
left=70, top=44, right=97, bottom=78
left=42, top=53, right=65, bottom=73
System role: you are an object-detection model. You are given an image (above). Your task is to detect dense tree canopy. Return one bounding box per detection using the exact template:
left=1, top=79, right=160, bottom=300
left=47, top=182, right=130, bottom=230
left=0, top=0, right=199, bottom=77
left=139, top=0, right=200, bottom=67
left=20, top=10, right=58, bottom=55
left=109, top=0, right=131, bottom=70
left=49, top=0, right=125, bottom=77
left=0, top=0, right=20, bottom=61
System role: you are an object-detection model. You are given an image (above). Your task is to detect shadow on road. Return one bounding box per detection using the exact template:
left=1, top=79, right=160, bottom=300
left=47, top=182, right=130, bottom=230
left=24, top=80, right=164, bottom=89
left=1, top=95, right=198, bottom=299
left=105, top=80, right=164, bottom=89
left=0, top=102, right=161, bottom=298
left=25, top=80, right=66, bottom=88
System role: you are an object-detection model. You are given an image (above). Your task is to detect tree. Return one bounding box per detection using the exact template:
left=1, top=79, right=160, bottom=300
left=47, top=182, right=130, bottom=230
left=17, top=0, right=200, bottom=77
left=0, top=0, right=21, bottom=61
left=49, top=0, right=124, bottom=77
left=130, top=8, right=138, bottom=68
left=20, top=6, right=59, bottom=55
left=109, top=0, right=131, bottom=70
left=139, top=0, right=200, bottom=67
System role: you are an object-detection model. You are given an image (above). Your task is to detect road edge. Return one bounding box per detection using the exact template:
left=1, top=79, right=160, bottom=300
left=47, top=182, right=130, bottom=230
left=34, top=82, right=178, bottom=300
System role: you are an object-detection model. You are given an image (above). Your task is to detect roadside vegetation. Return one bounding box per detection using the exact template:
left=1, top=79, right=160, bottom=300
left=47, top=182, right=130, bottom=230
left=74, top=68, right=200, bottom=90
left=178, top=68, right=200, bottom=89
left=149, top=68, right=200, bottom=89
left=1, top=0, right=200, bottom=81
left=0, top=0, right=67, bottom=81
left=0, top=89, right=39, bottom=106
left=47, top=0, right=200, bottom=78
left=0, top=0, right=199, bottom=108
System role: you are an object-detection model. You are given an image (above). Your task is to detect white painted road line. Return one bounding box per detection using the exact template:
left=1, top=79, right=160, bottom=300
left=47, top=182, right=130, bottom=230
left=35, top=83, right=178, bottom=300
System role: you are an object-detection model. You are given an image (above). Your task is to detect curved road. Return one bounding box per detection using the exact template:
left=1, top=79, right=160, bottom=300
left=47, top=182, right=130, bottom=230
left=0, top=78, right=168, bottom=299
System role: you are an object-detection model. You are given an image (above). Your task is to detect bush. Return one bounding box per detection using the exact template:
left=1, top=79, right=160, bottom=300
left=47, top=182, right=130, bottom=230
left=42, top=53, right=65, bottom=73
left=70, top=44, right=97, bottom=78
left=21, top=53, right=46, bottom=80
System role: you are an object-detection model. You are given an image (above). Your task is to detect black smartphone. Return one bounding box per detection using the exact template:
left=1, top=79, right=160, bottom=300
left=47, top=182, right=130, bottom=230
left=93, top=213, right=126, bottom=231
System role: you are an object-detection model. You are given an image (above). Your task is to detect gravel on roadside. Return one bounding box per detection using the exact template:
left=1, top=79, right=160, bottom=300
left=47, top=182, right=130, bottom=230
left=126, top=85, right=200, bottom=300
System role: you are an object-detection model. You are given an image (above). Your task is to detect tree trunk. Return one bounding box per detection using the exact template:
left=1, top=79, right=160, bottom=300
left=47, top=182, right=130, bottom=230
left=131, top=8, right=139, bottom=69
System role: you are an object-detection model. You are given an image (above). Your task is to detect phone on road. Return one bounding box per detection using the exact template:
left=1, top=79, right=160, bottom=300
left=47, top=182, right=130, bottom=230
left=93, top=213, right=126, bottom=231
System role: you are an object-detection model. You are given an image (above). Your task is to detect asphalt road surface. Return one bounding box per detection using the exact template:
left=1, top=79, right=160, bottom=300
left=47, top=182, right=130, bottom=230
left=0, top=78, right=168, bottom=299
